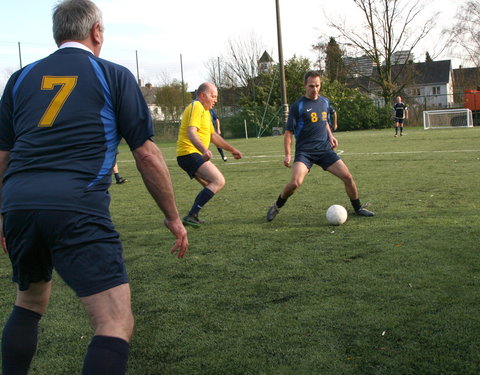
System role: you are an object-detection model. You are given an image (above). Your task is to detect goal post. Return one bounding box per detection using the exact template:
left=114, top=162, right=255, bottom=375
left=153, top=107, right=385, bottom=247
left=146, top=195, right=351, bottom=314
left=423, top=108, right=474, bottom=129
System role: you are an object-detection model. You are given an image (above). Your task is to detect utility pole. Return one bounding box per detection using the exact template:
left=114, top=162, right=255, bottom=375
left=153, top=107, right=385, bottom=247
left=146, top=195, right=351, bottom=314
left=217, top=56, right=224, bottom=118
left=135, top=50, right=140, bottom=86
left=180, top=54, right=185, bottom=109
left=275, top=0, right=288, bottom=125
left=18, top=42, right=23, bottom=69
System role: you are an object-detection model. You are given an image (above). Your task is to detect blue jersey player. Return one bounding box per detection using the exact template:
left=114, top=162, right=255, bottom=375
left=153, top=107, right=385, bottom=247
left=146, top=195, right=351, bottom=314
left=266, top=70, right=374, bottom=221
left=393, top=96, right=408, bottom=136
left=0, top=1, right=188, bottom=374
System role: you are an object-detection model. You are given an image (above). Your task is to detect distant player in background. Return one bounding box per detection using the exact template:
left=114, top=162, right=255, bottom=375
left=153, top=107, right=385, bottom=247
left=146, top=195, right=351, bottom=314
left=266, top=70, right=374, bottom=222
left=0, top=1, right=188, bottom=374
left=393, top=96, right=408, bottom=136
left=177, top=82, right=243, bottom=228
left=210, top=108, right=227, bottom=161
left=113, top=162, right=127, bottom=184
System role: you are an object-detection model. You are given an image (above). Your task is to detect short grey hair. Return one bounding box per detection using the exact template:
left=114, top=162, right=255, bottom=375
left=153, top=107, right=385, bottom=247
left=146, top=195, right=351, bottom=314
left=197, top=82, right=214, bottom=96
left=53, top=0, right=104, bottom=46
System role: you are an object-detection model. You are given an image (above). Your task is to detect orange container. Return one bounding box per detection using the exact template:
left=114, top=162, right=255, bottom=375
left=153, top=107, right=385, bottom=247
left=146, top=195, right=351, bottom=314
left=464, top=90, right=480, bottom=111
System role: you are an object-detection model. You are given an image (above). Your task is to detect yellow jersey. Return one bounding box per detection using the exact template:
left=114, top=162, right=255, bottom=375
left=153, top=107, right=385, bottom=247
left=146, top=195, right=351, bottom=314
left=176, top=101, right=214, bottom=157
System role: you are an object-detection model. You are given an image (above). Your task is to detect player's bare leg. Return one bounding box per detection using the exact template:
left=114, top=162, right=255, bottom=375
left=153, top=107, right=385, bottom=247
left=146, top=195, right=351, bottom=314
left=267, top=162, right=309, bottom=221
left=183, top=161, right=225, bottom=227
left=327, top=160, right=374, bottom=216
left=81, top=283, right=133, bottom=373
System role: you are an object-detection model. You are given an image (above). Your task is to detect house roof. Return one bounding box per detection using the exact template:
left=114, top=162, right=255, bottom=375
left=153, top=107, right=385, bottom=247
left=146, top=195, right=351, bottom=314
left=395, top=60, right=451, bottom=85
left=140, top=85, right=156, bottom=105
left=258, top=51, right=274, bottom=63
left=453, top=67, right=480, bottom=91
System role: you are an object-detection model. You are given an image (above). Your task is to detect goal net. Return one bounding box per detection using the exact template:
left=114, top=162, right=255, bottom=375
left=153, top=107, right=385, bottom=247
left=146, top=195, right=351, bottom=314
left=423, top=108, right=473, bottom=129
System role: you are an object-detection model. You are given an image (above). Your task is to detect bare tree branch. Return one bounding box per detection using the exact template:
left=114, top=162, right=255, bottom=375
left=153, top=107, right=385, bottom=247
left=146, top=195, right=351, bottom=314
left=326, top=0, right=438, bottom=103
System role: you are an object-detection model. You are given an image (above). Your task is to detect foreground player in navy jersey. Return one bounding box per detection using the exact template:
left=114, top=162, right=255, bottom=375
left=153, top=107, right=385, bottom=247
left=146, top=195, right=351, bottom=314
left=266, top=71, right=374, bottom=221
left=0, top=1, right=188, bottom=374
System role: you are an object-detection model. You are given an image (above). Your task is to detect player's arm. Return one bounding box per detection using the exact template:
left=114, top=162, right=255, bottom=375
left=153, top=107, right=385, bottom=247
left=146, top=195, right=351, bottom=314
left=0, top=150, right=10, bottom=253
left=211, top=133, right=242, bottom=159
left=187, top=126, right=212, bottom=161
left=326, top=122, right=338, bottom=149
left=283, top=130, right=293, bottom=167
left=215, top=118, right=221, bottom=134
left=132, top=140, right=188, bottom=258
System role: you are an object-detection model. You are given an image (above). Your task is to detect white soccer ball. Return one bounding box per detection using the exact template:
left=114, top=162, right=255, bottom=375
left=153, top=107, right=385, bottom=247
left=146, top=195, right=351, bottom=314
left=326, top=204, right=348, bottom=225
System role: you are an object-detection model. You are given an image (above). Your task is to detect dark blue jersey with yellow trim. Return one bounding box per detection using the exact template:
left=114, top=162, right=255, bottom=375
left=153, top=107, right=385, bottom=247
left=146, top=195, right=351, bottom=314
left=0, top=47, right=153, bottom=218
left=286, top=95, right=331, bottom=153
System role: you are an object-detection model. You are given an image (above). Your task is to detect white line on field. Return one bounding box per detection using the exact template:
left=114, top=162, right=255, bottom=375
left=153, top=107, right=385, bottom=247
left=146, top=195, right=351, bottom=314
left=117, top=149, right=480, bottom=164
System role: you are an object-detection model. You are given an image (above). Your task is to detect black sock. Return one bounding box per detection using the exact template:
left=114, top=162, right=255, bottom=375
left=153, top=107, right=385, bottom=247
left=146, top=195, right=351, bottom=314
left=189, top=187, right=215, bottom=216
left=276, top=195, right=288, bottom=208
left=114, top=173, right=121, bottom=181
left=351, top=199, right=362, bottom=211
left=217, top=148, right=225, bottom=158
left=82, top=335, right=129, bottom=375
left=2, top=305, right=42, bottom=374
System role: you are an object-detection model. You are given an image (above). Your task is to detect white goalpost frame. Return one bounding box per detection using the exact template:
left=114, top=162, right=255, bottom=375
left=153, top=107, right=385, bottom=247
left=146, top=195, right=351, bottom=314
left=423, top=108, right=474, bottom=130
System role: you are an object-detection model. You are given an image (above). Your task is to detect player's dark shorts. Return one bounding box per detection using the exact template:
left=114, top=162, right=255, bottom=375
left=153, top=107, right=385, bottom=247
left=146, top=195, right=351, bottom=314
left=177, top=153, right=206, bottom=179
left=3, top=210, right=128, bottom=298
left=295, top=149, right=340, bottom=170
left=394, top=117, right=404, bottom=124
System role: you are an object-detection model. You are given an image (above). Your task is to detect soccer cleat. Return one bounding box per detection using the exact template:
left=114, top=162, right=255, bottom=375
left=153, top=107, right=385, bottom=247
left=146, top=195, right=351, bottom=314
left=182, top=214, right=202, bottom=228
left=266, top=204, right=280, bottom=221
left=355, top=206, right=375, bottom=217
left=116, top=177, right=127, bottom=184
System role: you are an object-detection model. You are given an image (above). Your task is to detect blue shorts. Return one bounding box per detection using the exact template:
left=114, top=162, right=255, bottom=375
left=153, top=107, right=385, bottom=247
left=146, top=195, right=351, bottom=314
left=3, top=210, right=128, bottom=297
left=177, top=153, right=206, bottom=179
left=394, top=118, right=404, bottom=124
left=295, top=149, right=340, bottom=170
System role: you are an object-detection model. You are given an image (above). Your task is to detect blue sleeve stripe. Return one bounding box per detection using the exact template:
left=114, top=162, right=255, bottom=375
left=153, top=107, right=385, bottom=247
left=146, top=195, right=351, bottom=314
left=87, top=57, right=120, bottom=188
left=294, top=100, right=304, bottom=139
left=12, top=61, right=40, bottom=109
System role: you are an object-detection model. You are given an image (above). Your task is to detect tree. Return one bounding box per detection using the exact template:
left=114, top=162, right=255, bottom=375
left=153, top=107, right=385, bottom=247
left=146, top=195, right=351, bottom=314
left=154, top=79, right=191, bottom=122
left=326, top=0, right=438, bottom=104
left=425, top=51, right=433, bottom=63
left=221, top=55, right=312, bottom=137
left=222, top=33, right=266, bottom=86
left=444, top=0, right=480, bottom=67
left=312, top=37, right=347, bottom=82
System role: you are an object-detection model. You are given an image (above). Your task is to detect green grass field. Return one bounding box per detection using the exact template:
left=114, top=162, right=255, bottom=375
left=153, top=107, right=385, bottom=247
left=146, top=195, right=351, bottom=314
left=1, top=127, right=480, bottom=374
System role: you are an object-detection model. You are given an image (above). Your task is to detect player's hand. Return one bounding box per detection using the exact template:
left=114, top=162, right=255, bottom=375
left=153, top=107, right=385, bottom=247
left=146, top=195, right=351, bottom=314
left=330, top=136, right=339, bottom=149
left=231, top=149, right=243, bottom=159
left=164, top=217, right=188, bottom=258
left=283, top=155, right=291, bottom=168
left=202, top=150, right=213, bottom=161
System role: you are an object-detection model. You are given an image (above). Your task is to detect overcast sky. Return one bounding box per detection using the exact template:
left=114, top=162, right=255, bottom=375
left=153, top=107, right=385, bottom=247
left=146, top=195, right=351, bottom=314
left=0, top=0, right=461, bottom=95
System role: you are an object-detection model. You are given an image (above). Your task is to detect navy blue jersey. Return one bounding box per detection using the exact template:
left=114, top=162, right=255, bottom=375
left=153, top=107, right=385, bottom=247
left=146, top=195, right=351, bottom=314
left=0, top=47, right=153, bottom=218
left=286, top=96, right=332, bottom=153
left=393, top=102, right=407, bottom=118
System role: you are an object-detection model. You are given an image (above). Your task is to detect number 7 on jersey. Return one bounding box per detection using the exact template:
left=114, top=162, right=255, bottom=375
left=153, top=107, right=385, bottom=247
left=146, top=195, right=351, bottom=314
left=38, top=76, right=77, bottom=127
